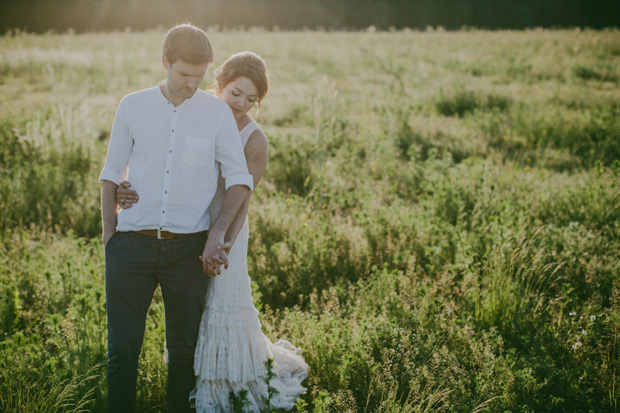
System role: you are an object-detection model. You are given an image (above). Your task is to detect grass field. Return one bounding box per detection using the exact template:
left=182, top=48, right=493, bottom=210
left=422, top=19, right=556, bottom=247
left=1, top=28, right=620, bottom=412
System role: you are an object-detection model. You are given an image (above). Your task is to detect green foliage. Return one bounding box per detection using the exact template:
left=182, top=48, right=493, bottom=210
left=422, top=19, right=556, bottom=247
left=261, top=357, right=281, bottom=410
left=227, top=358, right=286, bottom=412
left=0, top=114, right=102, bottom=237
left=573, top=64, right=619, bottom=83
left=478, top=104, right=620, bottom=167
left=229, top=388, right=251, bottom=412
left=0, top=231, right=168, bottom=411
left=436, top=90, right=512, bottom=117
left=1, top=29, right=620, bottom=412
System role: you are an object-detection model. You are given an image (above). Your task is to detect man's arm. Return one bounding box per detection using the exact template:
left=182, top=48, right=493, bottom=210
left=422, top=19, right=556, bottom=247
left=99, top=97, right=132, bottom=245
left=222, top=129, right=269, bottom=247
left=202, top=106, right=254, bottom=276
left=101, top=180, right=119, bottom=245
left=223, top=195, right=250, bottom=246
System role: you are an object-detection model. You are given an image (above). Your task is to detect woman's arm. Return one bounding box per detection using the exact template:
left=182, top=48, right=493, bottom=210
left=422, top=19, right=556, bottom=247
left=116, top=181, right=139, bottom=209
left=223, top=128, right=268, bottom=247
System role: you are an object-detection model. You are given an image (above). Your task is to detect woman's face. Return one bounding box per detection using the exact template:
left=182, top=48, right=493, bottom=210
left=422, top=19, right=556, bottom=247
left=219, top=76, right=259, bottom=119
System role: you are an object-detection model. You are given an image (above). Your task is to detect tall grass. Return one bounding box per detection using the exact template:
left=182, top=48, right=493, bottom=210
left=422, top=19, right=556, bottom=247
left=1, top=28, right=619, bottom=411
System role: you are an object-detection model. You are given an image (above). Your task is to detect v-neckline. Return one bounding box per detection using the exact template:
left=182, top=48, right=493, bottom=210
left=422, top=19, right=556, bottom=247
left=239, top=120, right=255, bottom=134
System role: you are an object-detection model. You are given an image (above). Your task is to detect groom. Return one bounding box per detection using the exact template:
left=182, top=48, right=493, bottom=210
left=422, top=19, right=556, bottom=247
left=99, top=23, right=252, bottom=412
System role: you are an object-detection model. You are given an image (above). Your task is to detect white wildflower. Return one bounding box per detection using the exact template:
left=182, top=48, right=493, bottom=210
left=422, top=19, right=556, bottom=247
left=572, top=341, right=583, bottom=350
left=581, top=329, right=587, bottom=336
left=590, top=315, right=596, bottom=322
left=569, top=312, right=577, bottom=317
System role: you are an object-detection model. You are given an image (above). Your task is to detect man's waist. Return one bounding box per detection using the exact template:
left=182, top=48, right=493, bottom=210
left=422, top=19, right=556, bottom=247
left=133, top=229, right=207, bottom=240
left=116, top=210, right=211, bottom=235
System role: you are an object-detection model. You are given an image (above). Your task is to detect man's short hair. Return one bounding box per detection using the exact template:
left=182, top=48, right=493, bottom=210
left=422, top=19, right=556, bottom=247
left=162, top=23, right=213, bottom=66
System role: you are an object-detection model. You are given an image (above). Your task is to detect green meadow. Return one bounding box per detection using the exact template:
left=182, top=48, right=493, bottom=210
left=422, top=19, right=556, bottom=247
left=1, top=28, right=619, bottom=412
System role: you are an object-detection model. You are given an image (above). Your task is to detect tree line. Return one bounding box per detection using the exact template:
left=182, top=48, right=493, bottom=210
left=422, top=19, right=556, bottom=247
left=1, top=0, right=619, bottom=33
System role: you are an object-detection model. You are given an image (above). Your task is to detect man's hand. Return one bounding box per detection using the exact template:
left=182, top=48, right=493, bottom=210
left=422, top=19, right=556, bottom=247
left=199, top=241, right=231, bottom=277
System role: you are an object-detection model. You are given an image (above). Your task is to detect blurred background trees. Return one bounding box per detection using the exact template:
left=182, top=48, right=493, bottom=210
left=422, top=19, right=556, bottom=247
left=1, top=0, right=618, bottom=33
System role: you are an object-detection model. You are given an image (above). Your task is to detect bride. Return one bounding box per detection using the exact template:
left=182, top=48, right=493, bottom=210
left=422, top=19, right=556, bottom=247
left=116, top=51, right=308, bottom=412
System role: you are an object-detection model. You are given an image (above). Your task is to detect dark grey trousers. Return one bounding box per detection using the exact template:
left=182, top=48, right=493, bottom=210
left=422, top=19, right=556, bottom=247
left=104, top=231, right=209, bottom=413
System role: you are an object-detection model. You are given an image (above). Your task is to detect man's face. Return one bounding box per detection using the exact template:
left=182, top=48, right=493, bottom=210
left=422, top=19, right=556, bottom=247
left=163, top=58, right=210, bottom=101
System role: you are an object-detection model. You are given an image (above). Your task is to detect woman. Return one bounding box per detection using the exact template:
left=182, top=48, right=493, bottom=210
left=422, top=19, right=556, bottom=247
left=116, top=51, right=308, bottom=412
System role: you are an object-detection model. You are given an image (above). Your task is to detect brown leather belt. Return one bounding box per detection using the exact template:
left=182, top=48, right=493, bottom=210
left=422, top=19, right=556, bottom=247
left=135, top=229, right=207, bottom=240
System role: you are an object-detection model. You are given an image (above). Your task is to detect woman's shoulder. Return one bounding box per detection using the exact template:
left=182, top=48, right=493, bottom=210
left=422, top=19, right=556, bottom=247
left=244, top=126, right=268, bottom=155
left=240, top=119, right=265, bottom=145
left=248, top=124, right=266, bottom=141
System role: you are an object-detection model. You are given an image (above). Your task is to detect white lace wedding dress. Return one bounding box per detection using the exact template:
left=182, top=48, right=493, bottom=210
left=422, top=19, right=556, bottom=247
left=190, top=121, right=308, bottom=412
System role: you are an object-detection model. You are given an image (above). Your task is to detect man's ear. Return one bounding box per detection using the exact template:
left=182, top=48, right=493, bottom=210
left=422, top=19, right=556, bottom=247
left=162, top=56, right=169, bottom=70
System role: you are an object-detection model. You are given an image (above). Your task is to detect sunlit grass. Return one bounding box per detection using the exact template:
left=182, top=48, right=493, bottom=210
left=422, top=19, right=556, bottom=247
left=1, top=28, right=619, bottom=411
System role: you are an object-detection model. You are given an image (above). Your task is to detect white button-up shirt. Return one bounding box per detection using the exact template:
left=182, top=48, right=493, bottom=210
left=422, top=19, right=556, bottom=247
left=99, top=86, right=253, bottom=234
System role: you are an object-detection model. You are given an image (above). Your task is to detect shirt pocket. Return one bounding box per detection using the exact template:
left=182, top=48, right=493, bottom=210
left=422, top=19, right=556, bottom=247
left=182, top=136, right=209, bottom=168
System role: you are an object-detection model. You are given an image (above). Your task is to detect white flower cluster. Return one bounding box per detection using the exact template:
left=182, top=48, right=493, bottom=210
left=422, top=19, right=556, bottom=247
left=568, top=312, right=598, bottom=351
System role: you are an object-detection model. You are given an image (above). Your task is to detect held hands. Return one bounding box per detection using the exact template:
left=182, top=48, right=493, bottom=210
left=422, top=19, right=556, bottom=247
left=117, top=180, right=234, bottom=277
left=117, top=181, right=139, bottom=209
left=200, top=242, right=233, bottom=277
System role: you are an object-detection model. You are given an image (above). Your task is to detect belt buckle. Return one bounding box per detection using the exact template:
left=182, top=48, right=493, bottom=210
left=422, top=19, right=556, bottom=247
left=157, top=228, right=162, bottom=239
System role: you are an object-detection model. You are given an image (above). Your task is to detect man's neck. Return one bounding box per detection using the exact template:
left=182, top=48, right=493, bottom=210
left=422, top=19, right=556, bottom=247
left=159, top=81, right=184, bottom=107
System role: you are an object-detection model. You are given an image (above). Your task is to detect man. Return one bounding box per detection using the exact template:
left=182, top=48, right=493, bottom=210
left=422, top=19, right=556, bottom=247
left=99, top=23, right=252, bottom=412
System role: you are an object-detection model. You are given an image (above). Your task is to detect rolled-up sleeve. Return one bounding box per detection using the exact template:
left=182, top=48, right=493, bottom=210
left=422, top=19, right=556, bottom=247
left=99, top=99, right=132, bottom=185
left=215, top=107, right=254, bottom=191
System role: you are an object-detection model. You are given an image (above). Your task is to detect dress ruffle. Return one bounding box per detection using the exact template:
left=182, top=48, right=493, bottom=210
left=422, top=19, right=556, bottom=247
left=190, top=337, right=308, bottom=412
left=191, top=294, right=309, bottom=412
left=194, top=305, right=269, bottom=383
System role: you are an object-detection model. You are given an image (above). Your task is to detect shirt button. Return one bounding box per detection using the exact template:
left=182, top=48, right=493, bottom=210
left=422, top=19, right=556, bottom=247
left=166, top=170, right=170, bottom=173
left=162, top=211, right=165, bottom=214
left=164, top=191, right=168, bottom=194
left=171, top=129, right=174, bottom=132
left=169, top=150, right=172, bottom=153
left=174, top=110, right=177, bottom=113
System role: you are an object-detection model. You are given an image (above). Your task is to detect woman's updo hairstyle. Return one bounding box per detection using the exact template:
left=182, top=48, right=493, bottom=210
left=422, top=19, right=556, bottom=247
left=214, top=51, right=269, bottom=107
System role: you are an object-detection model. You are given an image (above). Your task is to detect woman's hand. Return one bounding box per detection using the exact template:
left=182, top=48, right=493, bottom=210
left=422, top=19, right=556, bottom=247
left=200, top=242, right=230, bottom=277
left=117, top=181, right=139, bottom=209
